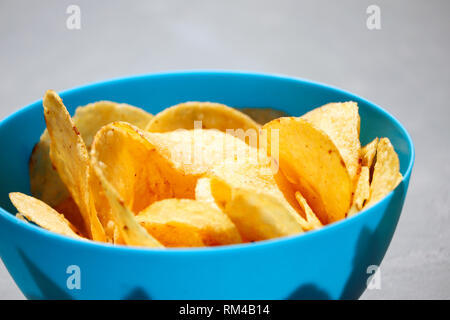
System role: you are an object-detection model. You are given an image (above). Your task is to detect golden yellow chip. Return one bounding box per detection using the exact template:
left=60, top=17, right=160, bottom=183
left=262, top=117, right=352, bottom=224
left=365, top=138, right=402, bottom=207
left=302, top=102, right=361, bottom=183
left=221, top=188, right=303, bottom=242
left=195, top=177, right=221, bottom=211
left=88, top=166, right=117, bottom=243
left=53, top=196, right=86, bottom=236
left=9, top=192, right=82, bottom=239
left=209, top=158, right=300, bottom=214
left=362, top=137, right=378, bottom=169
left=73, top=101, right=152, bottom=148
left=239, top=107, right=290, bottom=125
left=294, top=191, right=323, bottom=230
left=29, top=101, right=152, bottom=211
left=208, top=158, right=306, bottom=235
left=147, top=128, right=261, bottom=176
left=92, top=165, right=163, bottom=248
left=136, top=199, right=242, bottom=247
left=43, top=90, right=105, bottom=241
left=90, top=121, right=197, bottom=214
left=29, top=130, right=71, bottom=208
left=15, top=212, right=28, bottom=222
left=348, top=166, right=370, bottom=216
left=208, top=155, right=308, bottom=227
left=146, top=102, right=260, bottom=146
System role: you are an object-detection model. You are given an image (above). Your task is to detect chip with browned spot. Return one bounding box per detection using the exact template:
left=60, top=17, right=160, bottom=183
left=43, top=90, right=105, bottom=241
left=302, top=102, right=361, bottom=184
left=262, top=117, right=352, bottom=224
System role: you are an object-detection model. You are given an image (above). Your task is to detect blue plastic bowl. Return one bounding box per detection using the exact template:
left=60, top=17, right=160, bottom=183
left=0, top=71, right=414, bottom=300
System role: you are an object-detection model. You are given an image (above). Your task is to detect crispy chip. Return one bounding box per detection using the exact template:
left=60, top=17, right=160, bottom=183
left=29, top=101, right=152, bottom=210
left=195, top=177, right=220, bottom=211
left=89, top=166, right=117, bottom=243
left=362, top=137, right=378, bottom=169
left=348, top=166, right=370, bottom=216
left=73, top=101, right=152, bottom=148
left=294, top=191, right=323, bottom=230
left=29, top=130, right=71, bottom=207
left=15, top=212, right=28, bottom=222
left=148, top=129, right=261, bottom=176
left=9, top=192, right=82, bottom=239
left=220, top=188, right=303, bottom=241
left=302, top=102, right=361, bottom=183
left=136, top=199, right=242, bottom=247
left=262, top=117, right=352, bottom=224
left=240, top=107, right=290, bottom=125
left=90, top=122, right=197, bottom=214
left=43, top=90, right=105, bottom=241
left=209, top=158, right=306, bottom=234
left=92, top=166, right=163, bottom=248
left=365, top=138, right=402, bottom=207
left=209, top=158, right=299, bottom=213
left=53, top=195, right=86, bottom=236
left=146, top=102, right=260, bottom=146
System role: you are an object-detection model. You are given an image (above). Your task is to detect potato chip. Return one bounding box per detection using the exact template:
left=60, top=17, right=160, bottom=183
left=113, top=224, right=126, bottom=245
left=262, top=117, right=352, bottom=224
left=302, top=102, right=361, bottom=184
left=15, top=212, right=28, bottom=222
left=147, top=128, right=261, bottom=176
left=209, top=158, right=299, bottom=213
left=195, top=177, right=221, bottom=211
left=294, top=192, right=323, bottom=231
left=88, top=166, right=117, bottom=243
left=29, top=101, right=152, bottom=211
left=53, top=195, right=86, bottom=236
left=9, top=192, right=82, bottom=239
left=365, top=138, right=402, bottom=207
left=239, top=107, right=290, bottom=125
left=146, top=102, right=260, bottom=146
left=208, top=158, right=307, bottom=233
left=209, top=155, right=306, bottom=221
left=43, top=90, right=105, bottom=241
left=362, top=137, right=378, bottom=169
left=29, top=130, right=71, bottom=208
left=221, top=188, right=303, bottom=241
left=136, top=199, right=242, bottom=247
left=73, top=101, right=152, bottom=148
left=90, top=121, right=197, bottom=214
left=348, top=166, right=370, bottom=216
left=92, top=166, right=163, bottom=248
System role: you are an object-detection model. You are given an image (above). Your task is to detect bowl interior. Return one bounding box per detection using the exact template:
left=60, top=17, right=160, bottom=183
left=0, top=71, right=414, bottom=221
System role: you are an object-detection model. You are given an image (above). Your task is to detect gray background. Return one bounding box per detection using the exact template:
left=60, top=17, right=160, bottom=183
left=0, top=0, right=449, bottom=299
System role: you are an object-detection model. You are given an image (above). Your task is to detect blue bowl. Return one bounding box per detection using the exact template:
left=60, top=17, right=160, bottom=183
left=0, top=71, right=414, bottom=300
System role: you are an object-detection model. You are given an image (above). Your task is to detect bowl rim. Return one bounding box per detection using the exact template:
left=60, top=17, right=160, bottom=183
left=0, top=69, right=415, bottom=255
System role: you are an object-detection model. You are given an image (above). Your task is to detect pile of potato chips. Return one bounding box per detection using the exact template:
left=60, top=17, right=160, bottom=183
left=9, top=90, right=402, bottom=248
